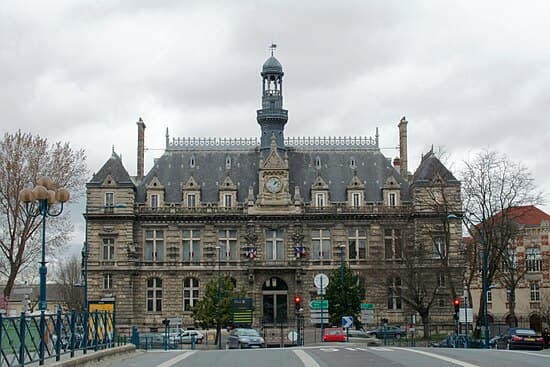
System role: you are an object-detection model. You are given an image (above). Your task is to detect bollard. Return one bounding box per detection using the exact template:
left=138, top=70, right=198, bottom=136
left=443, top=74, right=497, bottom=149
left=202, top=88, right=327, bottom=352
left=191, top=334, right=196, bottom=350
left=19, top=312, right=26, bottom=367
left=55, top=308, right=62, bottom=361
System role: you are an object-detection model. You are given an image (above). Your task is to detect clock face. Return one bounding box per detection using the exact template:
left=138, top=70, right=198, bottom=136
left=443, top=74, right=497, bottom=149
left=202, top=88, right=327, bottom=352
left=266, top=177, right=282, bottom=193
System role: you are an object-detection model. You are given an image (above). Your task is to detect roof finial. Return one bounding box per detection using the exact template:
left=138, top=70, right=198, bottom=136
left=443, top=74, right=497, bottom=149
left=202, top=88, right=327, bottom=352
left=269, top=42, right=277, bottom=57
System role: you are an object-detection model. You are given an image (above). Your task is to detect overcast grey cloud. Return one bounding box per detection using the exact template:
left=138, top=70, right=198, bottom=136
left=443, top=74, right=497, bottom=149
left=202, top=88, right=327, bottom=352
left=1, top=0, right=549, bottom=256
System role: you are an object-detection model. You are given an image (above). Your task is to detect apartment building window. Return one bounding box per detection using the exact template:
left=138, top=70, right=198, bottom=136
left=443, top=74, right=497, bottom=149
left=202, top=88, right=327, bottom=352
left=218, top=229, right=237, bottom=260
left=348, top=228, right=367, bottom=259
left=102, top=238, right=115, bottom=260
left=312, top=229, right=331, bottom=260
left=145, top=230, right=164, bottom=262
left=530, top=282, right=540, bottom=302
left=438, top=272, right=446, bottom=288
left=224, top=194, right=232, bottom=208
left=265, top=229, right=284, bottom=260
left=384, top=228, right=402, bottom=259
left=103, top=274, right=113, bottom=289
left=525, top=248, right=542, bottom=272
left=506, top=289, right=511, bottom=303
left=187, top=193, right=196, bottom=208
left=146, top=278, right=162, bottom=312
left=352, top=193, right=361, bottom=208
left=387, top=278, right=402, bottom=310
left=503, top=249, right=518, bottom=271
left=151, top=194, right=159, bottom=209
left=315, top=193, right=326, bottom=208
left=105, top=192, right=114, bottom=207
left=487, top=289, right=492, bottom=303
left=182, top=229, right=201, bottom=261
left=183, top=278, right=199, bottom=311
left=432, top=236, right=446, bottom=258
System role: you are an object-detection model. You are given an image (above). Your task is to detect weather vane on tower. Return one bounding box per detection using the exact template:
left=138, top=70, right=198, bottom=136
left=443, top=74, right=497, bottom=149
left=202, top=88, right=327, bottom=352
left=269, top=42, right=277, bottom=56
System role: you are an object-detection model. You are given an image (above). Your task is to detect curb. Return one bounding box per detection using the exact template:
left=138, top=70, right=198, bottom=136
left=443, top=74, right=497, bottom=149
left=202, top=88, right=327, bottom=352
left=49, top=344, right=136, bottom=367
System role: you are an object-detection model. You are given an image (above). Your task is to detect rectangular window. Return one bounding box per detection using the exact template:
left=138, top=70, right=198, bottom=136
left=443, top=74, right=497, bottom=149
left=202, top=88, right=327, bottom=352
left=312, top=229, right=331, bottom=259
left=530, top=282, right=540, bottom=302
left=438, top=272, right=446, bottom=288
left=151, top=194, right=159, bottom=208
left=183, top=278, right=200, bottom=311
left=347, top=228, right=367, bottom=260
left=105, top=192, right=114, bottom=207
left=503, top=249, right=518, bottom=271
left=487, top=289, right=492, bottom=303
left=218, top=229, right=237, bottom=260
left=506, top=289, right=511, bottom=303
left=384, top=229, right=402, bottom=259
left=315, top=193, right=325, bottom=208
left=387, top=278, right=402, bottom=310
left=388, top=193, right=397, bottom=207
left=187, top=194, right=196, bottom=208
left=103, top=274, right=112, bottom=289
left=525, top=248, right=542, bottom=272
left=224, top=194, right=232, bottom=208
left=145, top=230, right=164, bottom=262
left=352, top=193, right=361, bottom=208
left=102, top=238, right=115, bottom=260
left=265, top=229, right=284, bottom=260
left=432, top=236, right=446, bottom=258
left=182, top=229, right=201, bottom=261
left=147, top=278, right=162, bottom=312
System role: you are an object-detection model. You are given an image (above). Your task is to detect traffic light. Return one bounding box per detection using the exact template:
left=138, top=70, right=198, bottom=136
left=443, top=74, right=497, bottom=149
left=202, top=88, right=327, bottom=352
left=294, top=295, right=302, bottom=311
left=453, top=299, right=460, bottom=321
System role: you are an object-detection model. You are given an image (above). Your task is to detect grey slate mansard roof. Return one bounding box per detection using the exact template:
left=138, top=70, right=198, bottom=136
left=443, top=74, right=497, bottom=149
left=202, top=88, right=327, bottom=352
left=131, top=141, right=410, bottom=204
left=88, top=151, right=134, bottom=188
left=411, top=149, right=459, bottom=185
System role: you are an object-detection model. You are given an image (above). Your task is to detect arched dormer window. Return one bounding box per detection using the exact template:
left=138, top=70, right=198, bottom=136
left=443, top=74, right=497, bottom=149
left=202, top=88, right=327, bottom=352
left=225, top=156, right=232, bottom=170
left=350, top=157, right=356, bottom=169
left=315, top=156, right=321, bottom=169
left=190, top=155, right=196, bottom=168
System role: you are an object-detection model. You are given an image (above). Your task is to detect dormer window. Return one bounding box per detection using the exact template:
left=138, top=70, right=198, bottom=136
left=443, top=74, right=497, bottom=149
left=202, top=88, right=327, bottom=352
left=352, top=192, right=361, bottom=208
left=187, top=194, right=196, bottom=208
left=105, top=192, right=114, bottom=207
left=225, top=156, right=232, bottom=169
left=388, top=193, right=397, bottom=207
left=224, top=194, right=232, bottom=208
left=315, top=192, right=326, bottom=207
left=350, top=157, right=356, bottom=169
left=151, top=194, right=159, bottom=209
left=315, top=156, right=321, bottom=169
left=190, top=155, right=196, bottom=168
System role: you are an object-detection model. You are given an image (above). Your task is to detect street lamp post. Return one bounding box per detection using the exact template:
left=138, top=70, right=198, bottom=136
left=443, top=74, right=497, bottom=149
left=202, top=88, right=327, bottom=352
left=481, top=230, right=489, bottom=349
left=19, top=176, right=70, bottom=365
left=338, top=243, right=348, bottom=341
left=216, top=245, right=222, bottom=350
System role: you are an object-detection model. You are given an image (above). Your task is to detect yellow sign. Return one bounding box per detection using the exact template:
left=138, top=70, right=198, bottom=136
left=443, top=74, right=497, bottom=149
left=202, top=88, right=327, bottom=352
left=88, top=301, right=115, bottom=341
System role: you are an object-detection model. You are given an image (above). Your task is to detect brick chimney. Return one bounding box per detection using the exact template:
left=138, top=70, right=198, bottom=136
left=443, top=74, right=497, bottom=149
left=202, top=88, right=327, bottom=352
left=137, top=117, right=146, bottom=179
left=398, top=116, right=408, bottom=179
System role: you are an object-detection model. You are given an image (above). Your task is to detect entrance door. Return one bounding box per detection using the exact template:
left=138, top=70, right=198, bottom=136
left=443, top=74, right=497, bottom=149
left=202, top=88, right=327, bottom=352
left=262, top=277, right=288, bottom=324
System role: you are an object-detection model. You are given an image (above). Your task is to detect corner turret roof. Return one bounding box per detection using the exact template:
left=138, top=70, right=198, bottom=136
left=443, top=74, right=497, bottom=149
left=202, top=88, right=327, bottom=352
left=262, top=56, right=283, bottom=74
left=87, top=151, right=134, bottom=187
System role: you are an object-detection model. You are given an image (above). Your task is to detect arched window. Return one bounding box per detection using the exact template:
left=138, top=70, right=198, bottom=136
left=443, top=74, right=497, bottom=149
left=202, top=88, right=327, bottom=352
left=147, top=278, right=162, bottom=312
left=190, top=155, right=196, bottom=168
left=183, top=278, right=199, bottom=311
left=315, top=156, right=322, bottom=169
left=350, top=157, right=356, bottom=169
left=225, top=156, right=232, bottom=170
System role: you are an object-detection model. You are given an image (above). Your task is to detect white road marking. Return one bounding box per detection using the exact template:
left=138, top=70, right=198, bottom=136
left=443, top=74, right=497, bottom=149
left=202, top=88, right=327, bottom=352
left=370, top=347, right=394, bottom=351
left=293, top=349, right=321, bottom=367
left=319, top=347, right=340, bottom=352
left=155, top=351, right=197, bottom=367
left=400, top=348, right=482, bottom=367
left=344, top=347, right=357, bottom=351
left=356, top=347, right=369, bottom=351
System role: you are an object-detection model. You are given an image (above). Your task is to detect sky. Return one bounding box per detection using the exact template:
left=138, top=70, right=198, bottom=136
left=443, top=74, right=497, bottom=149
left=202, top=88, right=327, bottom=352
left=1, top=1, right=549, bottom=257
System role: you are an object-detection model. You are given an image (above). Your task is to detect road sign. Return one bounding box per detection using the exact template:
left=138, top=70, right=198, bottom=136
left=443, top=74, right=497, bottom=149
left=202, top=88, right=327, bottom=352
left=232, top=297, right=253, bottom=324
left=459, top=308, right=473, bottom=323
left=317, top=288, right=326, bottom=295
left=168, top=317, right=182, bottom=326
left=342, top=316, right=353, bottom=328
left=309, top=300, right=329, bottom=309
left=288, top=331, right=297, bottom=342
left=361, top=309, right=374, bottom=324
left=314, top=273, right=329, bottom=289
left=310, top=318, right=329, bottom=324
left=360, top=303, right=375, bottom=310
left=310, top=311, right=330, bottom=318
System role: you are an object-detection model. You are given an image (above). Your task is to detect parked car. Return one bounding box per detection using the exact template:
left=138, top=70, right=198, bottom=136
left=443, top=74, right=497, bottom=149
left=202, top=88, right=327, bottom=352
left=494, top=328, right=544, bottom=350
left=347, top=329, right=382, bottom=346
left=365, top=326, right=406, bottom=339
left=323, top=327, right=346, bottom=342
left=227, top=328, right=265, bottom=349
left=180, top=330, right=204, bottom=344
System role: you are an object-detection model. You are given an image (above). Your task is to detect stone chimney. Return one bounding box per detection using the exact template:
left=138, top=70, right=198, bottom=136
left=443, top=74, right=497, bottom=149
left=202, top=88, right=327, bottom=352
left=398, top=116, right=408, bottom=179
left=137, top=117, right=146, bottom=179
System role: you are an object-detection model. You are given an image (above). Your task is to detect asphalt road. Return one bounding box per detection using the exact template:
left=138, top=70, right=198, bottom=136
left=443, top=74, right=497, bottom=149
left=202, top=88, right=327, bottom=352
left=96, top=344, right=550, bottom=367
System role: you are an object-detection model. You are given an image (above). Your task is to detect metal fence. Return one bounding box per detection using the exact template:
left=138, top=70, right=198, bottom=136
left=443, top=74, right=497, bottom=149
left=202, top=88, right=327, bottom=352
left=0, top=310, right=117, bottom=367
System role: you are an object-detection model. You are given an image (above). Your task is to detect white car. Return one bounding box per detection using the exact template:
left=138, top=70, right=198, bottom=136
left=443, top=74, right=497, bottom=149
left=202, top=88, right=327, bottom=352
left=180, top=330, right=204, bottom=344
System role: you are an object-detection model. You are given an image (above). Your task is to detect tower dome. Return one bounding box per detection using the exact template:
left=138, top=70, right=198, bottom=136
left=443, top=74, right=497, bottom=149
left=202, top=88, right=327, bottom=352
left=262, top=56, right=283, bottom=75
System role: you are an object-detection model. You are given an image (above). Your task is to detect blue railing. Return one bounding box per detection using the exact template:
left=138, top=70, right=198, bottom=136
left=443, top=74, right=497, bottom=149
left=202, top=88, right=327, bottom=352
left=0, top=310, right=116, bottom=366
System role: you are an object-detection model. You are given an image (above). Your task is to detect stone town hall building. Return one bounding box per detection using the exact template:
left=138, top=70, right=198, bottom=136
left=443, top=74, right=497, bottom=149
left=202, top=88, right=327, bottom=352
left=86, top=52, right=463, bottom=333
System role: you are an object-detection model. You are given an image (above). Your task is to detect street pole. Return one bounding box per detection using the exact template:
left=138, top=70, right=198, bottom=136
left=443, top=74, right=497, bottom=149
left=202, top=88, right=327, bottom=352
left=216, top=245, right=222, bottom=350
left=463, top=285, right=468, bottom=347
left=481, top=230, right=489, bottom=349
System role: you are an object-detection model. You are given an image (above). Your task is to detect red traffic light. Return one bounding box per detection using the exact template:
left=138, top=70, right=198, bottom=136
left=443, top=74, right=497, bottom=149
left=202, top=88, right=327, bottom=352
left=453, top=299, right=460, bottom=306
left=294, top=296, right=302, bottom=304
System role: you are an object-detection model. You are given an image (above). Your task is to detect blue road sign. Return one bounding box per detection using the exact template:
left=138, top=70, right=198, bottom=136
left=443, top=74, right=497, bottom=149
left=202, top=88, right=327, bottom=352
left=342, top=316, right=353, bottom=328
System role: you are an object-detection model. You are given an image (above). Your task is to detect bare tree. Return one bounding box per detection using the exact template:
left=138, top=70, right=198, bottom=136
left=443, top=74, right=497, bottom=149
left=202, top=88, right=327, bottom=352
left=461, top=149, right=543, bottom=334
left=54, top=255, right=83, bottom=310
left=0, top=131, right=87, bottom=300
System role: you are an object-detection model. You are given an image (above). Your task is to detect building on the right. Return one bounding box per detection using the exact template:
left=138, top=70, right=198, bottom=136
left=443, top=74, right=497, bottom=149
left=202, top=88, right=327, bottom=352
left=467, top=205, right=550, bottom=333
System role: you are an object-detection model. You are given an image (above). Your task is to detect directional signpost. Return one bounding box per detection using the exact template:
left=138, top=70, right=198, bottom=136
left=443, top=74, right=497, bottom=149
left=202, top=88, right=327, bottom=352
left=313, top=274, right=329, bottom=341
left=361, top=303, right=375, bottom=325
left=342, top=316, right=353, bottom=342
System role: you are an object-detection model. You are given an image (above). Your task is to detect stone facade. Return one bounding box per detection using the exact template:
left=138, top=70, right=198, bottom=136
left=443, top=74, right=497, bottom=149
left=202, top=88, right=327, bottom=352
left=86, top=53, right=463, bottom=334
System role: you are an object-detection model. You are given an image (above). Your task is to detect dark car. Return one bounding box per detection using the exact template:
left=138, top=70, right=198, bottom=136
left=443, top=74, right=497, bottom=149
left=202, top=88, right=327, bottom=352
left=495, top=328, right=544, bottom=350
left=365, top=326, right=406, bottom=339
left=227, top=328, right=265, bottom=349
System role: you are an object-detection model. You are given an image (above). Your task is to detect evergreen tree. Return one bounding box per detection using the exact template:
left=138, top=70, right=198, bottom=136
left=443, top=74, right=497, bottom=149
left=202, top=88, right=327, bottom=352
left=325, top=265, right=365, bottom=328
